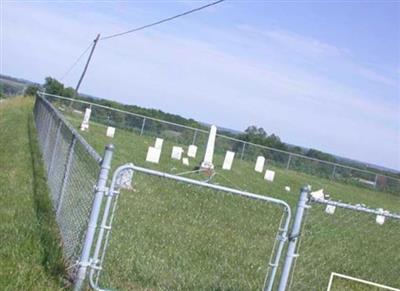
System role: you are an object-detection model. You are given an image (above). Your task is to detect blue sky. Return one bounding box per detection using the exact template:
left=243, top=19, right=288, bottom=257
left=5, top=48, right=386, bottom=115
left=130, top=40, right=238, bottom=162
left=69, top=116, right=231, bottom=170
left=2, top=1, right=399, bottom=170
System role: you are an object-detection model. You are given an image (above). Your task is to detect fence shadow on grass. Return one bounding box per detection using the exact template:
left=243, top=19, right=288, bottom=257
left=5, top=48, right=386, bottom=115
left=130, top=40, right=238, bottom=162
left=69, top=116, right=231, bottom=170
left=27, top=113, right=69, bottom=289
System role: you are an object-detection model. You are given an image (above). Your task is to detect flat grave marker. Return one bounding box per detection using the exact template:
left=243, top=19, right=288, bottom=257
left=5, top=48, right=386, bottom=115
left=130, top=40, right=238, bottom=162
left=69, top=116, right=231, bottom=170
left=264, top=169, right=275, bottom=182
left=146, top=146, right=161, bottom=164
left=171, top=146, right=183, bottom=160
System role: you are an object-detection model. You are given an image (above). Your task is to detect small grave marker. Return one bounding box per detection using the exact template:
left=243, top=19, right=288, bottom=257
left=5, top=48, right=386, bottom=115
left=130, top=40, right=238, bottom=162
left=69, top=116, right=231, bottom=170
left=154, top=138, right=164, bottom=150
left=222, top=151, right=235, bottom=170
left=325, top=205, right=336, bottom=214
left=146, top=146, right=161, bottom=164
left=171, top=146, right=183, bottom=160
left=182, top=157, right=190, bottom=166
left=106, top=126, right=115, bottom=138
left=80, top=108, right=91, bottom=131
left=188, top=145, right=197, bottom=158
left=255, top=156, right=265, bottom=173
left=264, top=169, right=275, bottom=182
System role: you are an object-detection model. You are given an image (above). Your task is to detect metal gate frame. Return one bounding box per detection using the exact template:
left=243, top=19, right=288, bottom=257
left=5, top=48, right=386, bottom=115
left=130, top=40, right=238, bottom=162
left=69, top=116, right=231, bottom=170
left=84, top=163, right=292, bottom=291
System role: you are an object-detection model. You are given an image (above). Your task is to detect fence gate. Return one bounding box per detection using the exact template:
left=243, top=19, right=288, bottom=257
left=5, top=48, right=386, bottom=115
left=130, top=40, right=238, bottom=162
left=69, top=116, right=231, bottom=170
left=286, top=196, right=400, bottom=291
left=84, top=163, right=291, bottom=291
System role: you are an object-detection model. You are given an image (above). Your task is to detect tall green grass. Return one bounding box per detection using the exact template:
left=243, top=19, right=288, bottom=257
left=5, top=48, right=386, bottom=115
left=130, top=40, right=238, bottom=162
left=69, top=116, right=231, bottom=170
left=0, top=97, right=66, bottom=290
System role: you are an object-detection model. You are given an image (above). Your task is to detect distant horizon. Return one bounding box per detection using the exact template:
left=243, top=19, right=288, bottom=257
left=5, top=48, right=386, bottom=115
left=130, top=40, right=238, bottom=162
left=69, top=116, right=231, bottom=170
left=2, top=1, right=399, bottom=170
left=2, top=72, right=399, bottom=174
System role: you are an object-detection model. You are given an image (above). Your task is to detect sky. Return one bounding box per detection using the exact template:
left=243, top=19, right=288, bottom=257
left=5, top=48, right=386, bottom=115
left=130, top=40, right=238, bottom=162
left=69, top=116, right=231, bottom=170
left=1, top=0, right=400, bottom=170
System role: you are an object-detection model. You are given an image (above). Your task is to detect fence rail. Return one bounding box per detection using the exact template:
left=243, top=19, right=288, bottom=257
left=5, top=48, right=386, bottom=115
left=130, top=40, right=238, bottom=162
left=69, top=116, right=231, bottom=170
left=39, top=92, right=400, bottom=194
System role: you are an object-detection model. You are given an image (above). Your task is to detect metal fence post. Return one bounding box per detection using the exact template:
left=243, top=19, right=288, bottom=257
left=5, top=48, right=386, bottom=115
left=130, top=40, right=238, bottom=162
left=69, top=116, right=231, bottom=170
left=286, top=154, right=292, bottom=170
left=192, top=129, right=198, bottom=145
left=74, top=144, right=114, bottom=291
left=57, top=136, right=76, bottom=216
left=140, top=117, right=146, bottom=136
left=277, top=185, right=310, bottom=291
left=331, top=165, right=337, bottom=180
left=240, top=142, right=246, bottom=160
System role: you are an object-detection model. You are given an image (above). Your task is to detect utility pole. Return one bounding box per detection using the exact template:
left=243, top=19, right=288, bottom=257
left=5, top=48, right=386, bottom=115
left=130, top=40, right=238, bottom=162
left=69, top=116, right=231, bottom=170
left=69, top=33, right=100, bottom=108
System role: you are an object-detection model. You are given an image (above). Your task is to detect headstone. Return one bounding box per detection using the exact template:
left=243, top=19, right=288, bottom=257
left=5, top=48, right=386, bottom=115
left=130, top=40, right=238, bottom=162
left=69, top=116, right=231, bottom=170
left=80, top=108, right=91, bottom=131
left=325, top=205, right=336, bottom=214
left=146, top=146, right=161, bottom=164
left=264, top=169, right=275, bottom=182
left=255, top=156, right=265, bottom=172
left=106, top=126, right=115, bottom=138
left=188, top=145, right=198, bottom=158
left=310, top=189, right=325, bottom=200
left=376, top=208, right=386, bottom=225
left=171, top=146, right=183, bottom=160
left=201, top=125, right=217, bottom=169
left=284, top=186, right=291, bottom=192
left=222, top=151, right=235, bottom=170
left=154, top=138, right=164, bottom=150
left=182, top=157, right=190, bottom=166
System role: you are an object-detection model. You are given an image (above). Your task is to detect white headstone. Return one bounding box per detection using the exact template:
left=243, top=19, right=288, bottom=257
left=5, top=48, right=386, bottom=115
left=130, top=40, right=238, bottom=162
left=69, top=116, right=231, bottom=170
left=171, top=146, right=183, bottom=160
left=376, top=209, right=386, bottom=225
left=154, top=138, right=164, bottom=150
left=255, top=156, right=265, bottom=172
left=325, top=205, right=336, bottom=215
left=284, top=186, right=291, bottom=192
left=310, top=189, right=325, bottom=200
left=222, top=151, right=235, bottom=170
left=182, top=157, right=190, bottom=166
left=80, top=108, right=91, bottom=131
left=146, top=146, right=161, bottom=164
left=201, top=125, right=217, bottom=169
left=188, top=145, right=198, bottom=158
left=106, top=126, right=115, bottom=138
left=264, top=169, right=275, bottom=182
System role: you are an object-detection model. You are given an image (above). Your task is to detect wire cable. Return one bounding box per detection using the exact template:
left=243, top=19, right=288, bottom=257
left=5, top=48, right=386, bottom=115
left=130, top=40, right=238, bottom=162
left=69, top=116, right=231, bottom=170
left=100, top=0, right=225, bottom=41
left=60, top=41, right=94, bottom=81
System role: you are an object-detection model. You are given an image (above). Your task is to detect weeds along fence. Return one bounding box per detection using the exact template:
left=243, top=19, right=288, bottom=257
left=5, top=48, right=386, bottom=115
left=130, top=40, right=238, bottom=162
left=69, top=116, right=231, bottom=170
left=39, top=92, right=400, bottom=195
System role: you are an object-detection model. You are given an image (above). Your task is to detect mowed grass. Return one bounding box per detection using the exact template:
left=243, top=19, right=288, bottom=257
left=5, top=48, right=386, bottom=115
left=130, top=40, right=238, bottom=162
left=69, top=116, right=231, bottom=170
left=61, top=111, right=399, bottom=291
left=0, top=97, right=65, bottom=290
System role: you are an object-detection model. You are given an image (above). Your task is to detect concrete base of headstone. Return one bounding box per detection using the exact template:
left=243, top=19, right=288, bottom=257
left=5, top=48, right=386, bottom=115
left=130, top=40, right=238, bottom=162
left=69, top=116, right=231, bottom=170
left=182, top=157, right=190, bottom=166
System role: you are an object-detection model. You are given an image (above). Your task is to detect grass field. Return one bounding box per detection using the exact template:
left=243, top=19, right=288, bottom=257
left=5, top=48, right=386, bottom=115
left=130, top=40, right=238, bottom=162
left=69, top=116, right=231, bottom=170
left=1, top=97, right=399, bottom=291
left=60, top=108, right=399, bottom=290
left=0, top=97, right=65, bottom=290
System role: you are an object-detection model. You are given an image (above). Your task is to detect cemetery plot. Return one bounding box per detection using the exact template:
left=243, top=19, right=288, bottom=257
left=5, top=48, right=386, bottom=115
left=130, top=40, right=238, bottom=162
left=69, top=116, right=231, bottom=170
left=58, top=107, right=400, bottom=290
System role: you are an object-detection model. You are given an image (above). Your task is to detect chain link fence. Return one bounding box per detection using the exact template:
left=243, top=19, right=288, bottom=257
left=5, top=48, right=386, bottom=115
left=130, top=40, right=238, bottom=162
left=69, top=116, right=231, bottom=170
left=33, top=94, right=102, bottom=280
left=287, top=197, right=400, bottom=291
left=39, top=92, right=400, bottom=195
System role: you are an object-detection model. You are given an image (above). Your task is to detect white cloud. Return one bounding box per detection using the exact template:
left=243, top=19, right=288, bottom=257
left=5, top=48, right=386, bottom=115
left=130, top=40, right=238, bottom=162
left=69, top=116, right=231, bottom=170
left=2, top=2, right=399, bottom=169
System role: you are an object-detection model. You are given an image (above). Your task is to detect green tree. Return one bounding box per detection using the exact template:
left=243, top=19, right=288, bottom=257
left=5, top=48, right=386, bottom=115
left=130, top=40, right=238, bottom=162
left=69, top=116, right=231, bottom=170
left=24, top=85, right=39, bottom=97
left=43, top=77, right=64, bottom=95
